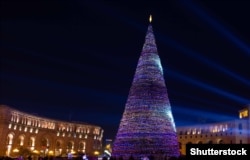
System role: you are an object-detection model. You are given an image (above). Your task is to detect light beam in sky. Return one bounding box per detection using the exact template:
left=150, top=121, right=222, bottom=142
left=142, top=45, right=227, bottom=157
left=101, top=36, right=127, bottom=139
left=180, top=0, right=250, bottom=56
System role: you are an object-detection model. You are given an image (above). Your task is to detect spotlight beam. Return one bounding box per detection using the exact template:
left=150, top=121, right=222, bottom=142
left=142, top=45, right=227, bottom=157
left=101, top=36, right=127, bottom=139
left=156, top=33, right=250, bottom=86
left=167, top=69, right=249, bottom=104
left=173, top=105, right=236, bottom=122
left=171, top=91, right=236, bottom=112
left=77, top=0, right=250, bottom=86
left=180, top=0, right=250, bottom=56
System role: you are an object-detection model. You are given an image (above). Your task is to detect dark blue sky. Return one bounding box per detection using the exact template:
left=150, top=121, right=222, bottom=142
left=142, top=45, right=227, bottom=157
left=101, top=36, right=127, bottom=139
left=1, top=0, right=250, bottom=140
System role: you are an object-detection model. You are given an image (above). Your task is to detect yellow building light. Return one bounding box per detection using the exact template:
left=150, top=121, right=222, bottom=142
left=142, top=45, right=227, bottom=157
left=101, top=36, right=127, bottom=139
left=49, top=150, right=54, bottom=155
left=33, top=150, right=39, bottom=154
left=13, top=148, right=19, bottom=153
left=94, top=151, right=100, bottom=155
left=106, top=144, right=111, bottom=149
left=239, top=110, right=248, bottom=119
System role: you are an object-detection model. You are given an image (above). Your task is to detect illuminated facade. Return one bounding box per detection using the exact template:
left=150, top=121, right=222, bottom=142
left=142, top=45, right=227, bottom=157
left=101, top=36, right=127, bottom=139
left=0, top=105, right=103, bottom=157
left=177, top=105, right=250, bottom=155
left=112, top=23, right=179, bottom=159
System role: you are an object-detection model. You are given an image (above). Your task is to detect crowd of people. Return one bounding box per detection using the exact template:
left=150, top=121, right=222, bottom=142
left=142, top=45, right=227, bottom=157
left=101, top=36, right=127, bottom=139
left=0, top=154, right=187, bottom=160
left=107, top=155, right=186, bottom=160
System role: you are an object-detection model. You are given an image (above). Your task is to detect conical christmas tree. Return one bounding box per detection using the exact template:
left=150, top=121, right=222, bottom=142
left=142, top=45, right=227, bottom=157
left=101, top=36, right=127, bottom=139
left=112, top=18, right=179, bottom=159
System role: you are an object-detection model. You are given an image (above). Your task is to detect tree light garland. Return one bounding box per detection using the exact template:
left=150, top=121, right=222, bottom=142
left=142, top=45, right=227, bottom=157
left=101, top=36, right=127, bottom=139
left=112, top=25, right=180, bottom=159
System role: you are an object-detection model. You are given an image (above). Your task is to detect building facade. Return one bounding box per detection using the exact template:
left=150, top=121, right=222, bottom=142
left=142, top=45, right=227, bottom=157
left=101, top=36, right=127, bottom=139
left=177, top=105, right=250, bottom=155
left=0, top=105, right=103, bottom=157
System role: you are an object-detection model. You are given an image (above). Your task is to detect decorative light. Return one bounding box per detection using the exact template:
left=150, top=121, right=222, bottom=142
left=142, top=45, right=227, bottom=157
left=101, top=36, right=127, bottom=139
left=112, top=24, right=179, bottom=159
left=94, top=151, right=100, bottom=156
left=33, top=150, right=39, bottom=154
left=149, top=15, right=152, bottom=23
left=13, top=148, right=19, bottom=153
left=49, top=150, right=54, bottom=155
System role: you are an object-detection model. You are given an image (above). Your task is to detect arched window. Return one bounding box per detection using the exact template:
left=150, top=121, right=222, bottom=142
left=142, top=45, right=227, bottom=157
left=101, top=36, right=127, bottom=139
left=67, top=141, right=74, bottom=151
left=19, top=135, right=25, bottom=146
left=6, top=133, right=14, bottom=156
left=239, top=123, right=242, bottom=130
left=55, top=140, right=62, bottom=156
left=7, top=133, right=14, bottom=145
left=29, top=137, right=35, bottom=148
left=41, top=138, right=48, bottom=148
left=56, top=141, right=61, bottom=149
left=79, top=141, right=86, bottom=152
left=26, top=137, right=36, bottom=150
left=218, top=140, right=223, bottom=144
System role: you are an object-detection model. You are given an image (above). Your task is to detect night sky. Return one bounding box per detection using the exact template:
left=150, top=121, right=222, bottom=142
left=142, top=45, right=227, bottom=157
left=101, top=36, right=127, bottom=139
left=1, top=0, right=250, bottom=140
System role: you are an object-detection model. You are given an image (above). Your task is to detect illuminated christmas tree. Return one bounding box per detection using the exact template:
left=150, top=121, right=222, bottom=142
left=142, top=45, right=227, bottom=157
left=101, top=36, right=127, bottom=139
left=112, top=16, right=180, bottom=159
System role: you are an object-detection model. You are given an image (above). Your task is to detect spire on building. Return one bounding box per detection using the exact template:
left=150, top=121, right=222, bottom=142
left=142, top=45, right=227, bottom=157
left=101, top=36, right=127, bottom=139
left=112, top=18, right=180, bottom=159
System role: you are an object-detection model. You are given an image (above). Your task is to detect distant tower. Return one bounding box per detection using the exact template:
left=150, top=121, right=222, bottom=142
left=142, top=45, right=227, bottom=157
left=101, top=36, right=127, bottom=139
left=112, top=16, right=180, bottom=159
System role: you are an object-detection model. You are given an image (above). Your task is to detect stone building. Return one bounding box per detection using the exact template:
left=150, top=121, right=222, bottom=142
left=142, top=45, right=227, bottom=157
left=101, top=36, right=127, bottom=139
left=177, top=105, right=250, bottom=155
left=0, top=105, right=103, bottom=157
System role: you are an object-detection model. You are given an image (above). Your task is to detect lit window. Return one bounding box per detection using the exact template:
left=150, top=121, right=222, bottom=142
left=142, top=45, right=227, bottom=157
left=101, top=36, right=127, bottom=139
left=16, top=116, right=20, bottom=123
left=197, top=129, right=201, bottom=134
left=7, top=134, right=14, bottom=145
left=239, top=110, right=248, bottom=119
left=192, top=129, right=196, bottom=135
left=27, top=119, right=31, bottom=125
left=19, top=136, right=24, bottom=146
